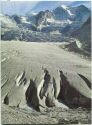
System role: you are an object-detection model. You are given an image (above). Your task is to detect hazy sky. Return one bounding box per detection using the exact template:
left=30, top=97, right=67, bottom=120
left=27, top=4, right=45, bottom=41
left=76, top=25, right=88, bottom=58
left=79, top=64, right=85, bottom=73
left=1, top=0, right=91, bottom=1
left=1, top=1, right=91, bottom=15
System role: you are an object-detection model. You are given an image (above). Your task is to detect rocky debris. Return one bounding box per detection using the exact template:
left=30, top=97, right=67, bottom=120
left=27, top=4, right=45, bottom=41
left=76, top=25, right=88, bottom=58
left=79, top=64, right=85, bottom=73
left=60, top=41, right=80, bottom=51
left=1, top=28, right=71, bottom=42
left=1, top=104, right=58, bottom=124
left=2, top=104, right=91, bottom=124
left=2, top=68, right=91, bottom=112
left=59, top=40, right=91, bottom=58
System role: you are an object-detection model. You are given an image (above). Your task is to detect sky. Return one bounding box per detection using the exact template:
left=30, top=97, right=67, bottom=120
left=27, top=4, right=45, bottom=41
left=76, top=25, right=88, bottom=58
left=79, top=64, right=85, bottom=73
left=1, top=1, right=91, bottom=15
left=1, top=0, right=91, bottom=1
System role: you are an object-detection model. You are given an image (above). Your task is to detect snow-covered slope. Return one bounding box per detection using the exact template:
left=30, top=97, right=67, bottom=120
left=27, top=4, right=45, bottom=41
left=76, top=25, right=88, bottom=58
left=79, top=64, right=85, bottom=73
left=61, top=5, right=74, bottom=16
left=1, top=14, right=17, bottom=29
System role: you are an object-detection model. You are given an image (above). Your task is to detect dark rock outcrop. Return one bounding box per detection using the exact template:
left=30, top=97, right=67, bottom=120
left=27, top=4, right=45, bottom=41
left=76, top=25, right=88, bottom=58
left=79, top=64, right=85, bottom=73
left=36, top=10, right=53, bottom=26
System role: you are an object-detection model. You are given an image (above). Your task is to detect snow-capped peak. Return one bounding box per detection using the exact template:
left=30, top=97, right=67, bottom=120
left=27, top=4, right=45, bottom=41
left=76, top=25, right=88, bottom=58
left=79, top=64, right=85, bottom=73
left=61, top=5, right=68, bottom=10
left=32, top=12, right=37, bottom=15
left=61, top=4, right=74, bottom=16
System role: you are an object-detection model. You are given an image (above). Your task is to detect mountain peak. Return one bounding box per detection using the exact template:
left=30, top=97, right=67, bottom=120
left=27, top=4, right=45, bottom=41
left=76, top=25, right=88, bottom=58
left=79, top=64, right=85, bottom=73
left=74, top=4, right=90, bottom=14
left=78, top=4, right=87, bottom=8
left=61, top=5, right=68, bottom=10
left=77, top=4, right=89, bottom=10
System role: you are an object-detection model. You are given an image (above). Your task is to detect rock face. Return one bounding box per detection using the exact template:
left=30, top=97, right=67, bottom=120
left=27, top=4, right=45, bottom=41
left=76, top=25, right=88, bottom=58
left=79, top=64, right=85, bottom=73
left=71, top=17, right=91, bottom=53
left=36, top=10, right=53, bottom=26
left=53, top=6, right=70, bottom=20
left=3, top=68, right=91, bottom=111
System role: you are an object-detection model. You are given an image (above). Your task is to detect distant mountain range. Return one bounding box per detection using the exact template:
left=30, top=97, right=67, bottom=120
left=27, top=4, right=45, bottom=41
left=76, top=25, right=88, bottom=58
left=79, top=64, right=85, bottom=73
left=1, top=1, right=91, bottom=16
left=1, top=4, right=90, bottom=33
left=30, top=1, right=91, bottom=13
left=70, top=1, right=91, bottom=8
left=28, top=5, right=90, bottom=33
left=1, top=3, right=91, bottom=54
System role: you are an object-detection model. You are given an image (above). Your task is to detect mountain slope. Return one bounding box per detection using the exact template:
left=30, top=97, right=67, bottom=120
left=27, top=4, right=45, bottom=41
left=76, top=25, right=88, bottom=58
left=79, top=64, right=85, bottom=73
left=53, top=5, right=74, bottom=20
left=71, top=5, right=90, bottom=22
left=1, top=14, right=17, bottom=29
left=1, top=14, right=19, bottom=36
left=71, top=17, right=91, bottom=52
